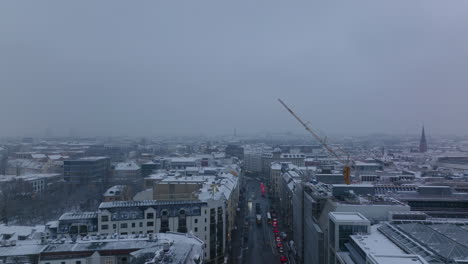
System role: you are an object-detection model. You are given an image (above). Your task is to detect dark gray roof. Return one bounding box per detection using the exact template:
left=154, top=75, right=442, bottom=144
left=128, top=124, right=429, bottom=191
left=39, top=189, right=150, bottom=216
left=59, top=212, right=97, bottom=221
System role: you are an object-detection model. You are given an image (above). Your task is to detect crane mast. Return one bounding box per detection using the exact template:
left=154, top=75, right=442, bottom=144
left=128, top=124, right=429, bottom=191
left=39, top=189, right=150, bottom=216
left=278, top=98, right=351, bottom=184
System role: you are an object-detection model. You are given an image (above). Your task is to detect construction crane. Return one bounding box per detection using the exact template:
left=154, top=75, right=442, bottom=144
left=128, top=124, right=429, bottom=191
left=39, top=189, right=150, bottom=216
left=278, top=99, right=352, bottom=184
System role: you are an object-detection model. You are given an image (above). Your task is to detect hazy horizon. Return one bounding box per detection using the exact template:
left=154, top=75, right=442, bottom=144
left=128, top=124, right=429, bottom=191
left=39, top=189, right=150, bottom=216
left=2, top=1, right=468, bottom=138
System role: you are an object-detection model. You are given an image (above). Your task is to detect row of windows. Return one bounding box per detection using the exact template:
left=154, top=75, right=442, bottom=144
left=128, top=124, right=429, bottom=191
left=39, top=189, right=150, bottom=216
left=102, top=215, right=206, bottom=223
left=101, top=224, right=208, bottom=232
left=102, top=221, right=154, bottom=230
left=44, top=261, right=81, bottom=264
left=102, top=209, right=191, bottom=221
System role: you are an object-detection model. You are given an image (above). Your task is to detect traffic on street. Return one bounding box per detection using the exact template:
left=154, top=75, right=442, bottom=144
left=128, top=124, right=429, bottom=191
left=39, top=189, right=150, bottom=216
left=231, top=174, right=296, bottom=264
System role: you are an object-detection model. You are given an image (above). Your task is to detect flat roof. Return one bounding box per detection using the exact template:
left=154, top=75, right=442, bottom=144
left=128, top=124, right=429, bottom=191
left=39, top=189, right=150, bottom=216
left=369, top=255, right=429, bottom=264
left=330, top=212, right=369, bottom=223
left=99, top=200, right=206, bottom=209
left=351, top=225, right=405, bottom=256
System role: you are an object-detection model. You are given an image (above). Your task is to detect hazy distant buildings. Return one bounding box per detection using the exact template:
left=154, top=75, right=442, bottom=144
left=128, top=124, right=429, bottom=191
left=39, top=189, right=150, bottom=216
left=263, top=147, right=305, bottom=178
left=111, top=161, right=141, bottom=186
left=225, top=144, right=244, bottom=159
left=169, top=157, right=200, bottom=170
left=244, top=151, right=263, bottom=174
left=436, top=156, right=468, bottom=173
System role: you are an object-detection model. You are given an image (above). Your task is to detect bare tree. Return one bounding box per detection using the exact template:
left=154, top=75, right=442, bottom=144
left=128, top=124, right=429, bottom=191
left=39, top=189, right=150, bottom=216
left=0, top=179, right=33, bottom=225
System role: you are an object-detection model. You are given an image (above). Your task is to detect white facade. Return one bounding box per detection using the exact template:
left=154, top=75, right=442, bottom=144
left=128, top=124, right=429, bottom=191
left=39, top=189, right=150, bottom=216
left=97, top=199, right=227, bottom=264
left=328, top=212, right=370, bottom=264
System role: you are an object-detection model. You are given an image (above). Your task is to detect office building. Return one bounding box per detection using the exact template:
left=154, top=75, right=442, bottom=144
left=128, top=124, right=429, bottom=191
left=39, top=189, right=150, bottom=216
left=63, top=157, right=110, bottom=185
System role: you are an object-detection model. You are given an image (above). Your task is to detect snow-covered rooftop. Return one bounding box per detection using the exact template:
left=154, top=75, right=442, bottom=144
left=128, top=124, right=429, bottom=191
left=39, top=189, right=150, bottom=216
left=104, top=185, right=127, bottom=196
left=59, top=212, right=97, bottom=221
left=76, top=156, right=109, bottom=161
left=31, top=154, right=46, bottom=159
left=351, top=225, right=405, bottom=256
left=99, top=200, right=206, bottom=210
left=330, top=212, right=369, bottom=223
left=115, top=161, right=140, bottom=171
left=170, top=157, right=200, bottom=163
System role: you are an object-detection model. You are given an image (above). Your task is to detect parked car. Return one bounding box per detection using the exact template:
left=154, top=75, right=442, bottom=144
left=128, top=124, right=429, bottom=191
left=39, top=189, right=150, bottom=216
left=280, top=255, right=289, bottom=263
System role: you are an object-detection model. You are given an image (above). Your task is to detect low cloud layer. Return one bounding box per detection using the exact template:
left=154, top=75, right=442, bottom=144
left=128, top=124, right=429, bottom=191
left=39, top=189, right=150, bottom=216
left=1, top=1, right=467, bottom=137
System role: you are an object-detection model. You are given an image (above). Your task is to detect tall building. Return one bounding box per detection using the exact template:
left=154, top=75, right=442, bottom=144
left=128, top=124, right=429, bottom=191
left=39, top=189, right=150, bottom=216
left=419, top=126, right=427, bottom=153
left=63, top=157, right=110, bottom=185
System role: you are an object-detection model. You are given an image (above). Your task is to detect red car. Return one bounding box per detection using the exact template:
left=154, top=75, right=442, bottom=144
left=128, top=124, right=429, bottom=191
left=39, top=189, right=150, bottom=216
left=276, top=243, right=283, bottom=248
left=273, top=229, right=279, bottom=234
left=272, top=222, right=278, bottom=227
left=276, top=236, right=281, bottom=242
left=280, top=255, right=288, bottom=263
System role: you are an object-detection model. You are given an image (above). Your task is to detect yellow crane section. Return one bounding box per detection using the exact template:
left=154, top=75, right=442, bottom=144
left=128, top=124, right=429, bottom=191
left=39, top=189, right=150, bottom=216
left=278, top=98, right=352, bottom=185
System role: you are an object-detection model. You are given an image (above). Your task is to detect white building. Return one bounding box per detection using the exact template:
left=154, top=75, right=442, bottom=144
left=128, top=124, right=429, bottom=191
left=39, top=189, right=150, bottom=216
left=112, top=161, right=141, bottom=185
left=0, top=173, right=62, bottom=194
left=328, top=212, right=370, bottom=264
left=97, top=200, right=222, bottom=264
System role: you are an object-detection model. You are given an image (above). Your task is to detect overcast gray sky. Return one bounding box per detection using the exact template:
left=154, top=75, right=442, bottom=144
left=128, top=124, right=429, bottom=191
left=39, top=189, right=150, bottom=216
left=1, top=0, right=467, bottom=137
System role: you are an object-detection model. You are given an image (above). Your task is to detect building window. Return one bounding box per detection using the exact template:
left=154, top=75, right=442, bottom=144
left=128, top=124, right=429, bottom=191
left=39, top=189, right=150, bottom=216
left=195, top=219, right=198, bottom=224
left=101, top=215, right=109, bottom=222
left=121, top=223, right=128, bottom=229
left=147, top=221, right=154, bottom=227
left=178, top=209, right=187, bottom=233
left=195, top=227, right=198, bottom=232
left=139, top=222, right=143, bottom=227
left=161, top=218, right=169, bottom=233
left=131, top=223, right=135, bottom=228
left=76, top=261, right=81, bottom=264
left=101, top=224, right=109, bottom=230
left=146, top=213, right=154, bottom=219
left=113, top=224, right=116, bottom=229
left=105, top=257, right=113, bottom=264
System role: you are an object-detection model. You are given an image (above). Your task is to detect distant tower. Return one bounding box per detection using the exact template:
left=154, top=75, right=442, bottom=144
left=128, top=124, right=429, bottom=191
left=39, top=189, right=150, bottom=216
left=419, top=126, right=427, bottom=153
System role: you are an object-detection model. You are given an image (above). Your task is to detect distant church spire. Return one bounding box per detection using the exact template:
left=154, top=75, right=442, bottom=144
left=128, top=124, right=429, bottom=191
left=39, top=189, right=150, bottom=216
left=419, top=126, right=427, bottom=153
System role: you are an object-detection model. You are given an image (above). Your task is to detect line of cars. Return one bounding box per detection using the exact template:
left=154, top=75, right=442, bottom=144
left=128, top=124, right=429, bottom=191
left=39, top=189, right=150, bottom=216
left=270, top=211, right=289, bottom=263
